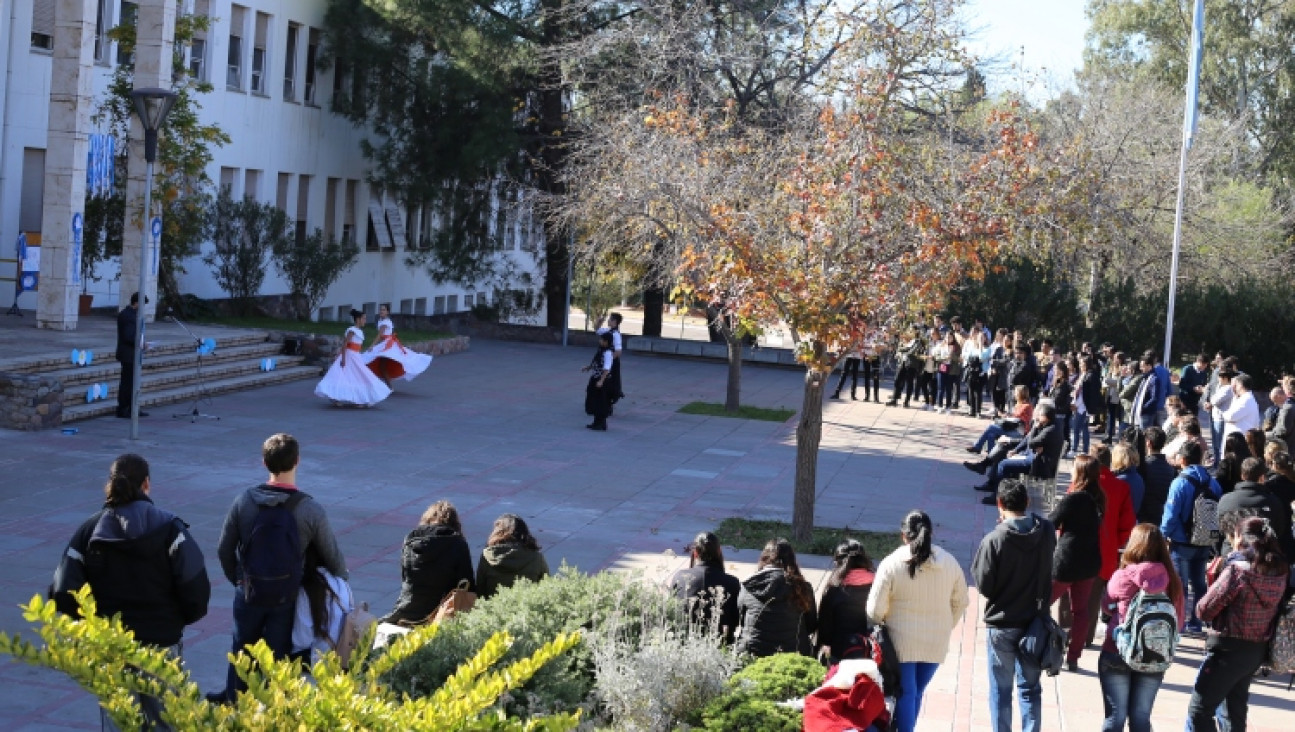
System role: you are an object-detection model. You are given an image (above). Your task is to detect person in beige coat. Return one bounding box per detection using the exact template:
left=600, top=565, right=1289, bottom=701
left=867, top=510, right=969, bottom=732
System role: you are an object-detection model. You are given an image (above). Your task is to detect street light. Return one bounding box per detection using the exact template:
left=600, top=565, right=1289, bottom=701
left=127, top=87, right=177, bottom=440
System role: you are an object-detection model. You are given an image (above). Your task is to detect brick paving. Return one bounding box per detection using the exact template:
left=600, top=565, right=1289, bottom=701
left=0, top=337, right=1289, bottom=729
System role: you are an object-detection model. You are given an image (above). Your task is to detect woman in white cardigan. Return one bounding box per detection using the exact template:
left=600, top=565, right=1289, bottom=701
left=866, top=510, right=969, bottom=732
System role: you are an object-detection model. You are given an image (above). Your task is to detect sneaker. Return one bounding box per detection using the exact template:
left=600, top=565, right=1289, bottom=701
left=884, top=400, right=898, bottom=407
left=1066, top=660, right=1079, bottom=673
left=923, top=404, right=933, bottom=411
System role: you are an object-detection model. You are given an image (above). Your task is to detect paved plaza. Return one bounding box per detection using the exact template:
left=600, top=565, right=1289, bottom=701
left=0, top=338, right=1290, bottom=729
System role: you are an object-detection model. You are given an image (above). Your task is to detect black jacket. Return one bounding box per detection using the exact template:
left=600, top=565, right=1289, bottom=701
left=50, top=498, right=210, bottom=647
left=116, top=305, right=138, bottom=363
left=972, top=513, right=1056, bottom=628
left=1026, top=421, right=1065, bottom=480
left=383, top=524, right=475, bottom=624
left=1178, top=365, right=1210, bottom=411
left=1077, top=372, right=1104, bottom=416
left=669, top=564, right=741, bottom=643
left=735, top=567, right=818, bottom=658
left=816, top=580, right=873, bottom=661
left=1047, top=492, right=1102, bottom=583
left=1139, top=454, right=1177, bottom=525
left=1263, top=472, right=1295, bottom=561
left=1050, top=381, right=1073, bottom=414
left=1217, top=481, right=1291, bottom=558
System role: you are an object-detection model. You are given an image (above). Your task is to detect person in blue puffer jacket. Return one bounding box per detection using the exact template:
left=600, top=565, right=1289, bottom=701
left=1158, top=441, right=1222, bottom=633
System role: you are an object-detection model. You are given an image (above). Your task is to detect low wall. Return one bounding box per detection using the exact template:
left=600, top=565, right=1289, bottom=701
left=0, top=372, right=64, bottom=430
left=627, top=336, right=802, bottom=369
left=260, top=329, right=471, bottom=364
left=389, top=314, right=604, bottom=347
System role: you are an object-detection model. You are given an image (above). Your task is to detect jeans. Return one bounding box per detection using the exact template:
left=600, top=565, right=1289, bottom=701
left=895, top=661, right=940, bottom=732
left=1186, top=635, right=1268, bottom=731
left=938, top=371, right=957, bottom=409
left=1105, top=403, right=1125, bottom=440
left=988, top=453, right=1032, bottom=490
left=1210, top=418, right=1225, bottom=467
left=1072, top=413, right=1090, bottom=455
left=1170, top=544, right=1212, bottom=625
left=1051, top=578, right=1095, bottom=663
left=1098, top=650, right=1163, bottom=732
left=974, top=424, right=1010, bottom=452
left=987, top=626, right=1043, bottom=732
left=218, top=591, right=297, bottom=698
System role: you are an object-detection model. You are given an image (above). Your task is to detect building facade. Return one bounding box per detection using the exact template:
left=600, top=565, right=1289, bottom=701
left=0, top=0, right=540, bottom=323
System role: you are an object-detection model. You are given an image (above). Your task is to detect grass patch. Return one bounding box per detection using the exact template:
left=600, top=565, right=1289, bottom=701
left=714, top=517, right=900, bottom=558
left=192, top=315, right=453, bottom=342
left=678, top=401, right=796, bottom=422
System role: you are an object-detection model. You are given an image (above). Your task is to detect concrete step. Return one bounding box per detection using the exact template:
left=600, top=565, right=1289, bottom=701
left=3, top=332, right=269, bottom=374
left=47, top=341, right=289, bottom=388
left=63, top=354, right=313, bottom=408
left=63, top=365, right=321, bottom=423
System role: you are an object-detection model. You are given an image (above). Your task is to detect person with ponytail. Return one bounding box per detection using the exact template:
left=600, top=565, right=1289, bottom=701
left=815, top=539, right=876, bottom=663
left=50, top=454, right=211, bottom=730
left=735, top=538, right=817, bottom=658
left=314, top=308, right=392, bottom=407
left=1187, top=517, right=1289, bottom=731
left=1046, top=454, right=1104, bottom=671
left=868, top=511, right=969, bottom=732
left=669, top=532, right=741, bottom=643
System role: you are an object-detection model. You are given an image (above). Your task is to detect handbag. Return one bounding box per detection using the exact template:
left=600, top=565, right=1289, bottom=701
left=429, top=579, right=477, bottom=624
left=1018, top=600, right=1066, bottom=677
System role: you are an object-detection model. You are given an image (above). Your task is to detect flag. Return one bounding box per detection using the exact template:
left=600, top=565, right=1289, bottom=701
left=1183, top=0, right=1205, bottom=149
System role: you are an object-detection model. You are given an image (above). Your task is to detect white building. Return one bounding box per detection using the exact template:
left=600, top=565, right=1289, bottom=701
left=0, top=0, right=541, bottom=323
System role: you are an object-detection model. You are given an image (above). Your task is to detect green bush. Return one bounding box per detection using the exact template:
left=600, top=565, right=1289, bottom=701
left=382, top=566, right=685, bottom=717
left=701, top=653, right=825, bottom=732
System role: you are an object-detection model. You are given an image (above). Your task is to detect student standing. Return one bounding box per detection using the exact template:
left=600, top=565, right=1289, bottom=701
left=596, top=312, right=626, bottom=404
left=114, top=292, right=148, bottom=418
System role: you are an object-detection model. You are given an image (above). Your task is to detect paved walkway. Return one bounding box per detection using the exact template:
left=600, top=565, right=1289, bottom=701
left=0, top=339, right=1289, bottom=729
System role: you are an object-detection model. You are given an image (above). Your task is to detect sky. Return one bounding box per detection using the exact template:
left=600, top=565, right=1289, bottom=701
left=961, top=0, right=1091, bottom=99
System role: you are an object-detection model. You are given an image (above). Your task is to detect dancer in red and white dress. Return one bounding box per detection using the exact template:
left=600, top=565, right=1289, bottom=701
left=363, top=304, right=433, bottom=385
left=314, top=309, right=392, bottom=407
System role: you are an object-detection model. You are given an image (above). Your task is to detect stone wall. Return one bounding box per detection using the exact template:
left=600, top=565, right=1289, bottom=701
left=0, top=372, right=64, bottom=430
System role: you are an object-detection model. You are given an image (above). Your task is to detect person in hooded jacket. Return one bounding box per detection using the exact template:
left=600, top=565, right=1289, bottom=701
left=381, top=500, right=474, bottom=625
left=476, top=514, right=549, bottom=599
left=1047, top=455, right=1105, bottom=671
left=669, top=532, right=741, bottom=643
left=1098, top=524, right=1184, bottom=732
left=1159, top=441, right=1222, bottom=634
left=973, top=479, right=1057, bottom=732
left=1262, top=447, right=1295, bottom=561
left=51, top=454, right=210, bottom=730
left=735, top=538, right=817, bottom=658
left=1138, top=427, right=1176, bottom=525
left=868, top=511, right=969, bottom=732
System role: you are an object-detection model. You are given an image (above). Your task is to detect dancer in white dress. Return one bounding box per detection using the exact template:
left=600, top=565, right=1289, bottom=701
left=314, top=309, right=392, bottom=407
left=363, top=304, right=433, bottom=385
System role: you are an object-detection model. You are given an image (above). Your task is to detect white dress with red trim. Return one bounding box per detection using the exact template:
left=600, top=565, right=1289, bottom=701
left=362, top=317, right=433, bottom=381
left=314, top=326, right=392, bottom=406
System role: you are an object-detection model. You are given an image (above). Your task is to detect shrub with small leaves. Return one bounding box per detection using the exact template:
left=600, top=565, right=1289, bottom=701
left=701, top=653, right=825, bottom=732
left=0, top=588, right=580, bottom=730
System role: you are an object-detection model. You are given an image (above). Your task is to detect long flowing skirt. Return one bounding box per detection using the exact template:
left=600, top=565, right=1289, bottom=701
left=315, top=352, right=393, bottom=406
left=363, top=338, right=433, bottom=381
left=585, top=377, right=610, bottom=418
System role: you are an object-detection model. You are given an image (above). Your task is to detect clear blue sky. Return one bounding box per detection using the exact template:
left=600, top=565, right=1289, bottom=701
left=962, top=0, right=1090, bottom=98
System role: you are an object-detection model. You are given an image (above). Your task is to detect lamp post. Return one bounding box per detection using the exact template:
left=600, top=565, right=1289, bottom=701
left=128, top=88, right=177, bottom=440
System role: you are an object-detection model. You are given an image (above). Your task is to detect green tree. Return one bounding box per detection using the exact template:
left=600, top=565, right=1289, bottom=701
left=271, top=229, right=361, bottom=320
left=88, top=11, right=229, bottom=313
left=203, top=192, right=293, bottom=314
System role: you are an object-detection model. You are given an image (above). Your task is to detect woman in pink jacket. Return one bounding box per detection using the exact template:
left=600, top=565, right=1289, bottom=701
left=1098, top=524, right=1184, bottom=732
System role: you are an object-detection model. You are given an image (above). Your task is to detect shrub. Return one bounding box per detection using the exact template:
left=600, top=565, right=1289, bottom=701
left=383, top=566, right=685, bottom=717
left=701, top=653, right=825, bottom=732
left=0, top=588, right=580, bottom=730
left=270, top=227, right=360, bottom=320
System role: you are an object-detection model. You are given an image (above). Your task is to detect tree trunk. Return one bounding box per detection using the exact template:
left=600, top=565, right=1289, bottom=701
left=642, top=286, right=664, bottom=337
left=538, top=0, right=569, bottom=331
left=792, top=364, right=827, bottom=544
left=722, top=325, right=742, bottom=412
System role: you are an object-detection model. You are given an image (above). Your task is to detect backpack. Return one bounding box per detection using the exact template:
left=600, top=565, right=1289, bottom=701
left=1114, top=589, right=1179, bottom=674
left=242, top=492, right=308, bottom=607
left=329, top=598, right=377, bottom=671
left=1183, top=473, right=1220, bottom=547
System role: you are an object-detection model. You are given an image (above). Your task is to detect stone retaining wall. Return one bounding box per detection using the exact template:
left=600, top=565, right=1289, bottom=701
left=0, top=372, right=64, bottom=430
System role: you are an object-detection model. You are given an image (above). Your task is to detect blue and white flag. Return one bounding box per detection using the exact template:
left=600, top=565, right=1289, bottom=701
left=1183, top=0, right=1205, bottom=150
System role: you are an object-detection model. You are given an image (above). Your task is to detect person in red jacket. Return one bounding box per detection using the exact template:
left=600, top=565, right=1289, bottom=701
left=1081, top=444, right=1137, bottom=648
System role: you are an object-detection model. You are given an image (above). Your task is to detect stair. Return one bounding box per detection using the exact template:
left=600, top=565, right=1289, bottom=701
left=3, top=332, right=324, bottom=425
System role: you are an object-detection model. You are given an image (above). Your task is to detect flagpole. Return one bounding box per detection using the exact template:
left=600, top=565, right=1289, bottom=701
left=1163, top=140, right=1189, bottom=363
left=1165, top=0, right=1204, bottom=364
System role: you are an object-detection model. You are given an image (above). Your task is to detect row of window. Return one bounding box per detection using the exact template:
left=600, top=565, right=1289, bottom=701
left=31, top=0, right=331, bottom=107
left=218, top=166, right=359, bottom=246
left=318, top=294, right=485, bottom=322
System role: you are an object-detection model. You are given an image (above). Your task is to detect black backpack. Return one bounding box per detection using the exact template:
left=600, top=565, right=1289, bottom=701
left=242, top=492, right=307, bottom=607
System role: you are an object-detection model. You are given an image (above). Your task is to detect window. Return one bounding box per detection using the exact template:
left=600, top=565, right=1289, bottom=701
left=414, top=298, right=427, bottom=316
left=276, top=172, right=290, bottom=211
left=366, top=189, right=393, bottom=250
left=343, top=180, right=357, bottom=244
left=317, top=306, right=334, bottom=322
left=399, top=299, right=413, bottom=314
left=93, top=0, right=111, bottom=63
left=243, top=169, right=261, bottom=201
left=188, top=0, right=209, bottom=80
left=219, top=166, right=237, bottom=195
left=464, top=294, right=474, bottom=310
left=19, top=149, right=46, bottom=235
left=117, top=2, right=138, bottom=64
left=296, top=175, right=311, bottom=244
left=31, top=0, right=54, bottom=50
left=447, top=295, right=458, bottom=313
left=227, top=5, right=246, bottom=90
left=283, top=24, right=298, bottom=100
left=434, top=296, right=446, bottom=315
left=323, top=178, right=339, bottom=242
left=304, top=29, right=320, bottom=105
left=251, top=12, right=269, bottom=94
left=363, top=302, right=377, bottom=319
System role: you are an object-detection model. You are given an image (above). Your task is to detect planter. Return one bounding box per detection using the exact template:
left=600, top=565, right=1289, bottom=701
left=78, top=294, right=94, bottom=315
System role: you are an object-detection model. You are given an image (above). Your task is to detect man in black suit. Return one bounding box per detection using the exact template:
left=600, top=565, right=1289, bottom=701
left=116, top=293, right=148, bottom=418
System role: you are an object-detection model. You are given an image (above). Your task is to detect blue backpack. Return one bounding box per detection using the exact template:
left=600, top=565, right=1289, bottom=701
left=242, top=492, right=307, bottom=607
